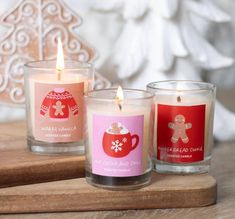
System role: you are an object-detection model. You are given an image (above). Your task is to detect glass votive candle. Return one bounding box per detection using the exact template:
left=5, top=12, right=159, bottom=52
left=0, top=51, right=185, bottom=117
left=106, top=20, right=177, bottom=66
left=24, top=60, right=94, bottom=154
left=84, top=87, right=154, bottom=190
left=147, top=81, right=215, bottom=174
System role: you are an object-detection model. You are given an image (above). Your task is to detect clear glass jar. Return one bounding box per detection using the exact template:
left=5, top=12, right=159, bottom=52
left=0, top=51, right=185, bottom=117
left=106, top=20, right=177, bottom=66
left=24, top=60, right=94, bottom=154
left=84, top=88, right=154, bottom=190
left=147, top=81, right=216, bottom=174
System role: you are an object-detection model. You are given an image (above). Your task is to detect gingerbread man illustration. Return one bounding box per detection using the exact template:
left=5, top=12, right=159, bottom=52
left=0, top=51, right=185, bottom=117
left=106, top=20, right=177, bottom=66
left=108, top=122, right=123, bottom=134
left=52, top=101, right=65, bottom=116
left=168, top=114, right=192, bottom=143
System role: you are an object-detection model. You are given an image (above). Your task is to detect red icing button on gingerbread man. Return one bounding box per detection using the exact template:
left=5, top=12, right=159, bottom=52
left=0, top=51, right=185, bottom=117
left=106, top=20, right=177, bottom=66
left=168, top=114, right=192, bottom=144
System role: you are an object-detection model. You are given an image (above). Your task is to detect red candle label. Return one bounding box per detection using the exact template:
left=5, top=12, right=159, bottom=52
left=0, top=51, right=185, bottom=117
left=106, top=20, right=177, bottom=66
left=34, top=82, right=84, bottom=142
left=157, top=104, right=205, bottom=163
left=92, top=114, right=144, bottom=177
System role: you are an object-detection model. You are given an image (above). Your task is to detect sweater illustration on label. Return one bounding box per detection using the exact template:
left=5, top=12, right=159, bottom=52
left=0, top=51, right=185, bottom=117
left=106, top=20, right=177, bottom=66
left=102, top=122, right=139, bottom=158
left=157, top=104, right=205, bottom=163
left=34, top=82, right=84, bottom=143
left=40, top=88, right=78, bottom=121
left=92, top=114, right=144, bottom=177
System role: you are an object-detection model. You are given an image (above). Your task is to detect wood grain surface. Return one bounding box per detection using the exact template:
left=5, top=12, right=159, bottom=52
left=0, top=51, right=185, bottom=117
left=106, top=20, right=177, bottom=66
left=0, top=122, right=217, bottom=213
left=0, top=122, right=85, bottom=188
left=0, top=129, right=233, bottom=218
left=0, top=89, right=234, bottom=218
left=0, top=172, right=216, bottom=213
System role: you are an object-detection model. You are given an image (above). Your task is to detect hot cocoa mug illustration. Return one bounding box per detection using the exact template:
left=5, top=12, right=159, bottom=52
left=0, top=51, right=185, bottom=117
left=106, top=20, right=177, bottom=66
left=102, top=122, right=139, bottom=158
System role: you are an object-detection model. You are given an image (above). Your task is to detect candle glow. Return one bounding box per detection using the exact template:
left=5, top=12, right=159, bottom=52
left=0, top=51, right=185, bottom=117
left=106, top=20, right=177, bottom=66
left=56, top=37, right=64, bottom=80
left=115, top=86, right=124, bottom=111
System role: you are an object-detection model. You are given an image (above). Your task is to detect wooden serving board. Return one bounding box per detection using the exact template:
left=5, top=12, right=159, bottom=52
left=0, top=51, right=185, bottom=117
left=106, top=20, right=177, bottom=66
left=0, top=172, right=217, bottom=213
left=0, top=121, right=85, bottom=188
left=0, top=121, right=217, bottom=212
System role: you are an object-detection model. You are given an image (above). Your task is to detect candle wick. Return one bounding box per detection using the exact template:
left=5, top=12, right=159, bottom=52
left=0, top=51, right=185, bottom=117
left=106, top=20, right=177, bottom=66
left=115, top=97, right=122, bottom=111
left=118, top=103, right=122, bottom=111
left=177, top=96, right=181, bottom=102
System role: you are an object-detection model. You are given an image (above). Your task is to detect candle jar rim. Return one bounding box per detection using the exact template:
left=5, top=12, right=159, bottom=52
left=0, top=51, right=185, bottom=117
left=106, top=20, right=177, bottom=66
left=85, top=88, right=153, bottom=102
left=24, top=60, right=93, bottom=71
left=147, top=80, right=215, bottom=92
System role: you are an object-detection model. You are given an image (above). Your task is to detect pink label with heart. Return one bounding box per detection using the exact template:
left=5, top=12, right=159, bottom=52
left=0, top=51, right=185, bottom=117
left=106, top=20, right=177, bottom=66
left=34, top=82, right=84, bottom=142
left=92, top=114, right=144, bottom=177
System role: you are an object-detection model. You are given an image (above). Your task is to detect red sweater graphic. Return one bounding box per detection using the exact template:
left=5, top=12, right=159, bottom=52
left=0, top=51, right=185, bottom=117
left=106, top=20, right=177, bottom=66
left=40, top=88, right=78, bottom=120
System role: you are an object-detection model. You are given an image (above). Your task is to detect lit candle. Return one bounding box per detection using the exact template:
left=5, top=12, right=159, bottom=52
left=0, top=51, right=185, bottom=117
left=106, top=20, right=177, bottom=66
left=24, top=38, right=94, bottom=154
left=56, top=37, right=64, bottom=80
left=147, top=81, right=215, bottom=174
left=84, top=87, right=153, bottom=189
left=115, top=86, right=124, bottom=111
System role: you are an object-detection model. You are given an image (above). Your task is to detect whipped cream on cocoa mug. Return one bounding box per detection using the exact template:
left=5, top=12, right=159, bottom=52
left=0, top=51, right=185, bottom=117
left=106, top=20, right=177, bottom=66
left=106, top=122, right=129, bottom=135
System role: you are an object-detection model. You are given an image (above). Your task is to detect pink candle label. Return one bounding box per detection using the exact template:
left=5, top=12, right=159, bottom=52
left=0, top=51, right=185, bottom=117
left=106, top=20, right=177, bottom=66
left=92, top=114, right=144, bottom=177
left=34, top=82, right=84, bottom=142
left=157, top=104, right=205, bottom=163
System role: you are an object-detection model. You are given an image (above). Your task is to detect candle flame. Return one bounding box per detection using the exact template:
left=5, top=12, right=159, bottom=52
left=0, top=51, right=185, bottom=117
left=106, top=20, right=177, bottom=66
left=56, top=37, right=64, bottom=71
left=116, top=86, right=124, bottom=101
left=115, top=86, right=124, bottom=111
